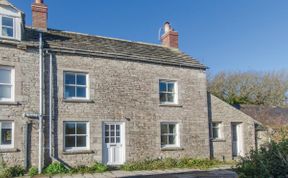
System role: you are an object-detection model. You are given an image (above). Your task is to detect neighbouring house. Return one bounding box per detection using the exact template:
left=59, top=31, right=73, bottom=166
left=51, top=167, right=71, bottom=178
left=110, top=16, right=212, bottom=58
left=0, top=0, right=268, bottom=173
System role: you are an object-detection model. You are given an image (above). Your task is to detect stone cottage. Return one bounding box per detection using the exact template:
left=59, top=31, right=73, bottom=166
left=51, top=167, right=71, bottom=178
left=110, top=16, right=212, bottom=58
left=0, top=0, right=268, bottom=173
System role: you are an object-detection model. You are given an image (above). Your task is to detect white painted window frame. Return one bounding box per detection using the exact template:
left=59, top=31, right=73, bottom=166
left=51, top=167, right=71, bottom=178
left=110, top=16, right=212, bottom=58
left=0, top=121, right=14, bottom=149
left=211, top=122, right=222, bottom=139
left=160, top=122, right=180, bottom=148
left=159, top=80, right=178, bottom=105
left=0, top=66, right=15, bottom=102
left=0, top=15, right=15, bottom=39
left=63, top=72, right=89, bottom=100
left=64, top=122, right=90, bottom=151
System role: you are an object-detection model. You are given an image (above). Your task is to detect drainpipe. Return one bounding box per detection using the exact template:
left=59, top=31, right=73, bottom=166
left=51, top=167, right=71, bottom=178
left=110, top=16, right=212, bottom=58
left=49, top=52, right=53, bottom=159
left=38, top=32, right=44, bottom=174
left=23, top=122, right=29, bottom=171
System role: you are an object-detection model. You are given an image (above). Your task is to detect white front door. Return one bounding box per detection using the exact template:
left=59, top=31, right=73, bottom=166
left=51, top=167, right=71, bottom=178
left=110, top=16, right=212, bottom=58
left=232, top=123, right=243, bottom=157
left=102, top=122, right=125, bottom=165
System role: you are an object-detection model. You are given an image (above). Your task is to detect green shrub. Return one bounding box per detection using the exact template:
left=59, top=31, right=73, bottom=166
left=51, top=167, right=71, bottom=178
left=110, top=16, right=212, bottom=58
left=234, top=139, right=288, bottom=178
left=28, top=167, right=38, bottom=177
left=44, top=162, right=69, bottom=175
left=121, top=158, right=223, bottom=171
left=7, top=166, right=25, bottom=177
left=0, top=168, right=12, bottom=178
left=92, top=162, right=108, bottom=173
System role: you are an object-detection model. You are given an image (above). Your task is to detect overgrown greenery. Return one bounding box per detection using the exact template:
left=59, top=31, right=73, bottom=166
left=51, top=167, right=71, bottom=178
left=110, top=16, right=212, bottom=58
left=121, top=158, right=224, bottom=171
left=28, top=167, right=38, bottom=177
left=0, top=156, right=25, bottom=178
left=208, top=71, right=288, bottom=106
left=43, top=162, right=108, bottom=176
left=44, top=162, right=69, bottom=175
left=234, top=139, right=288, bottom=178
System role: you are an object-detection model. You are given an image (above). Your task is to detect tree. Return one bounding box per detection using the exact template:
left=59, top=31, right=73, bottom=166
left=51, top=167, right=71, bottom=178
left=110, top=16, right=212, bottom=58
left=208, top=71, right=288, bottom=106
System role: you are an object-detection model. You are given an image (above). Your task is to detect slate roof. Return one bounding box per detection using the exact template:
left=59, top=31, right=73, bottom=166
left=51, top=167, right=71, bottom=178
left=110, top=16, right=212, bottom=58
left=22, top=27, right=206, bottom=69
left=239, top=105, right=288, bottom=127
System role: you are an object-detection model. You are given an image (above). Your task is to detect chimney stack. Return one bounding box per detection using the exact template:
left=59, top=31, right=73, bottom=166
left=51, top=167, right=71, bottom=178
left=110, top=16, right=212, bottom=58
left=161, top=22, right=179, bottom=48
left=32, top=0, right=48, bottom=30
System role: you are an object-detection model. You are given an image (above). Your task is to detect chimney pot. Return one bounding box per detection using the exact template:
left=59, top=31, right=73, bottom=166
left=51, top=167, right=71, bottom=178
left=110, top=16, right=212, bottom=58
left=161, top=22, right=179, bottom=48
left=32, top=0, right=48, bottom=30
left=35, top=0, right=43, bottom=4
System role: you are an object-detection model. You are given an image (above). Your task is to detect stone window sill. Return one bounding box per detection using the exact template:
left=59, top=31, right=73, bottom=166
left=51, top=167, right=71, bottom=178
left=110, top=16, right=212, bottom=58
left=63, top=150, right=94, bottom=155
left=161, top=147, right=184, bottom=151
left=63, top=99, right=94, bottom=103
left=0, top=101, right=21, bottom=106
left=211, top=139, right=226, bottom=142
left=159, top=104, right=183, bottom=108
left=0, top=148, right=19, bottom=153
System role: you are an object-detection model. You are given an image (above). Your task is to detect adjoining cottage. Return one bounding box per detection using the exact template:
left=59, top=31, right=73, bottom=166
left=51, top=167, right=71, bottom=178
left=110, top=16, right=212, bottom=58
left=0, top=0, right=268, bottom=173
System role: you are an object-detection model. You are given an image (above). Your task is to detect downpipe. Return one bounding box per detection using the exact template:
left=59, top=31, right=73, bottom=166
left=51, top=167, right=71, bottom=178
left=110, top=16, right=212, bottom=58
left=38, top=32, right=44, bottom=174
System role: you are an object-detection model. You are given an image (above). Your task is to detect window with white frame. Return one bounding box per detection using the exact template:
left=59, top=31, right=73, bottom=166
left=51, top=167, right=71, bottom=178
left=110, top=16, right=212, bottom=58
left=159, top=80, right=178, bottom=104
left=0, top=66, right=14, bottom=102
left=161, top=123, right=179, bottom=147
left=212, top=122, right=222, bottom=139
left=64, top=122, right=89, bottom=150
left=0, top=121, right=14, bottom=148
left=64, top=72, right=89, bottom=99
left=1, top=16, right=14, bottom=38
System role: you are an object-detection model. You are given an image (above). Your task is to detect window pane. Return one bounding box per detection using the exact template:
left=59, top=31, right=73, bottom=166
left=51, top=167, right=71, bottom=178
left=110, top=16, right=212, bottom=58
left=105, top=125, right=109, bottom=132
left=167, top=83, right=175, bottom=92
left=76, top=87, right=86, bottom=98
left=116, top=137, right=120, bottom=143
left=105, top=137, right=109, bottom=143
left=76, top=136, right=87, bottom=147
left=213, top=128, right=219, bottom=139
left=167, top=93, right=174, bottom=102
left=77, top=123, right=87, bottom=134
left=1, top=128, right=12, bottom=145
left=2, top=122, right=12, bottom=129
left=116, top=130, right=120, bottom=136
left=65, top=123, right=75, bottom=134
left=0, top=85, right=11, bottom=99
left=169, top=135, right=176, bottom=145
left=0, top=69, right=11, bottom=83
left=111, top=130, right=115, bottom=136
left=169, top=124, right=176, bottom=134
left=161, top=136, right=168, bottom=146
left=77, top=75, right=86, bottom=85
left=111, top=137, right=115, bottom=143
left=161, top=124, right=168, bottom=134
left=65, top=74, right=75, bottom=84
left=64, top=86, right=75, bottom=98
left=160, top=93, right=167, bottom=103
left=159, top=82, right=166, bottom=92
left=2, top=27, right=13, bottom=37
left=65, top=136, right=75, bottom=148
left=2, top=17, right=13, bottom=27
left=105, top=131, right=109, bottom=137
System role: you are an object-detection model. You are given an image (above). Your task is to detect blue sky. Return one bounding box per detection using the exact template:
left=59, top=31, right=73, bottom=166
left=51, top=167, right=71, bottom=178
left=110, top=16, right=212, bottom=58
left=10, top=0, right=288, bottom=75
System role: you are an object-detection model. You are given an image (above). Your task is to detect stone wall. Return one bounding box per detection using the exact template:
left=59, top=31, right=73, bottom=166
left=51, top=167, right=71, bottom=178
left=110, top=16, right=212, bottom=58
left=54, top=53, right=210, bottom=166
left=0, top=43, right=210, bottom=167
left=208, top=94, right=258, bottom=160
left=0, top=44, right=40, bottom=167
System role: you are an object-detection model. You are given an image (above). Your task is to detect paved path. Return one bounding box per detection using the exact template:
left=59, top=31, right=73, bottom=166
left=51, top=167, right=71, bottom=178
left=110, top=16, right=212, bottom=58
left=29, top=168, right=238, bottom=178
